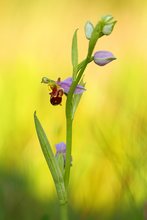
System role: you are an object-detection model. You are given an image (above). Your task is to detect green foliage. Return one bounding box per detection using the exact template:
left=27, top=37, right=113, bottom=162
left=71, top=29, right=78, bottom=80
left=34, top=112, right=67, bottom=205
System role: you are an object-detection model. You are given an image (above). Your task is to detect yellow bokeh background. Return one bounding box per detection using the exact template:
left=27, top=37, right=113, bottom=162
left=0, top=1, right=147, bottom=219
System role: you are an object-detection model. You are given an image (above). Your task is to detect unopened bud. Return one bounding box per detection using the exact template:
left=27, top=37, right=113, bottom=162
left=101, top=15, right=113, bottom=23
left=94, top=50, right=116, bottom=66
left=101, top=15, right=117, bottom=36
left=84, top=21, right=94, bottom=40
left=102, top=22, right=116, bottom=35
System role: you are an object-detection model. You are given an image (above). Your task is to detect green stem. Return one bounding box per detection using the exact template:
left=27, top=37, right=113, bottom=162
left=64, top=113, right=73, bottom=189
left=60, top=203, right=68, bottom=220
left=64, top=56, right=90, bottom=189
left=64, top=23, right=103, bottom=188
left=77, top=56, right=94, bottom=72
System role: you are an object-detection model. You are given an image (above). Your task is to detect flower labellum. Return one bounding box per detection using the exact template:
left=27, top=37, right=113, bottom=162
left=41, top=76, right=85, bottom=106
left=94, top=50, right=116, bottom=66
left=41, top=77, right=64, bottom=105
left=50, top=87, right=64, bottom=106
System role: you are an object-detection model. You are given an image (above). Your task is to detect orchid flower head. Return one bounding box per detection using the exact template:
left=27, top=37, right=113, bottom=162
left=41, top=76, right=85, bottom=105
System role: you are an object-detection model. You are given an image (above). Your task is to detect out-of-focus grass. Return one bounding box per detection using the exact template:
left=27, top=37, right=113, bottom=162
left=0, top=0, right=147, bottom=219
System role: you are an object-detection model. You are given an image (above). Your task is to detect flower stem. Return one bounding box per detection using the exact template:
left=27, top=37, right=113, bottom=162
left=64, top=23, right=103, bottom=188
left=64, top=56, right=90, bottom=189
left=77, top=56, right=94, bottom=72
left=64, top=113, right=73, bottom=189
left=60, top=203, right=68, bottom=220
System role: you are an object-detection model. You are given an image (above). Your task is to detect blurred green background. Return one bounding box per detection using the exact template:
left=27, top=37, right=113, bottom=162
left=0, top=0, right=147, bottom=219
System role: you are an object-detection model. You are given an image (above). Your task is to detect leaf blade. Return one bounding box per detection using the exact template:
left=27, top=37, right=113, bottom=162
left=34, top=112, right=67, bottom=204
left=71, top=29, right=78, bottom=79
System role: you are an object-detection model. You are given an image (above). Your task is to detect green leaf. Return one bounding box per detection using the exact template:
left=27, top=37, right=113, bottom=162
left=34, top=112, right=67, bottom=204
left=55, top=154, right=65, bottom=176
left=72, top=93, right=83, bottom=119
left=71, top=29, right=78, bottom=79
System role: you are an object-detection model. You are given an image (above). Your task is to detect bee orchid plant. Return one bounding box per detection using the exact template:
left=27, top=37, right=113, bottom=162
left=34, top=15, right=117, bottom=220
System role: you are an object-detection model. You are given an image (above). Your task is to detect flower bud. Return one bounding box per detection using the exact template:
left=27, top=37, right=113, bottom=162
left=55, top=142, right=66, bottom=173
left=84, top=21, right=94, bottom=40
left=101, top=15, right=113, bottom=23
left=102, top=22, right=116, bottom=35
left=101, top=15, right=117, bottom=36
left=94, top=50, right=116, bottom=66
left=55, top=142, right=72, bottom=169
left=55, top=142, right=66, bottom=154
